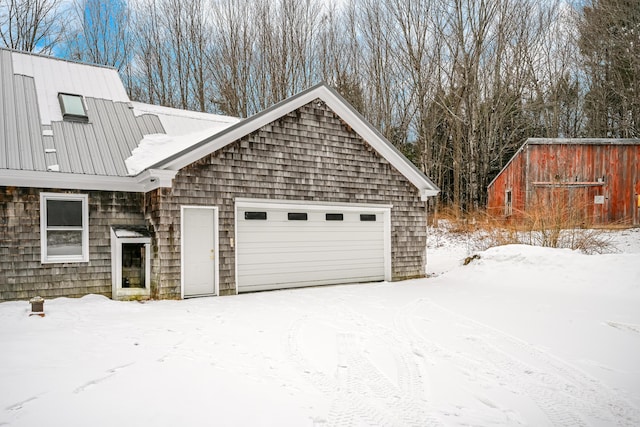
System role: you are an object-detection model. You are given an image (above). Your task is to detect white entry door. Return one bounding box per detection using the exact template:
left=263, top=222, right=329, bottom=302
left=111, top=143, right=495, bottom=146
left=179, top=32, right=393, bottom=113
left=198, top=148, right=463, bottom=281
left=182, top=207, right=217, bottom=297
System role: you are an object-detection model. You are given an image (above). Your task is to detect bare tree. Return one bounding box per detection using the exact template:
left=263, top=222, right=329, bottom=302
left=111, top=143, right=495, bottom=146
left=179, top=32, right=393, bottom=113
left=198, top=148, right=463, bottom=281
left=53, top=0, right=604, bottom=211
left=208, top=0, right=257, bottom=117
left=0, top=0, right=67, bottom=53
left=66, top=0, right=131, bottom=71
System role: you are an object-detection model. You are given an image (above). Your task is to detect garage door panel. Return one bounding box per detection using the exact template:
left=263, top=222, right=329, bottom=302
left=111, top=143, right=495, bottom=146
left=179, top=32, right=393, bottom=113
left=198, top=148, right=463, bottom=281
left=239, top=222, right=383, bottom=234
left=239, top=244, right=383, bottom=256
left=238, top=235, right=382, bottom=247
left=240, top=266, right=385, bottom=283
left=238, top=249, right=384, bottom=269
left=239, top=226, right=383, bottom=240
left=237, top=203, right=388, bottom=292
left=244, top=211, right=370, bottom=223
left=240, top=269, right=385, bottom=291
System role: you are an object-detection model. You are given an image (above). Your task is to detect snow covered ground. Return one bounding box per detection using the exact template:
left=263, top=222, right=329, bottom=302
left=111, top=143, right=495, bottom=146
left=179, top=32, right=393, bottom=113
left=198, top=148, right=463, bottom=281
left=1, top=227, right=639, bottom=426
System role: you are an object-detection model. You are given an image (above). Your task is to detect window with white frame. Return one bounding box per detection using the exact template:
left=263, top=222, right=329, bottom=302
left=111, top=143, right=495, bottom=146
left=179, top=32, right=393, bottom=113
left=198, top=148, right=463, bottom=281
left=40, top=193, right=89, bottom=263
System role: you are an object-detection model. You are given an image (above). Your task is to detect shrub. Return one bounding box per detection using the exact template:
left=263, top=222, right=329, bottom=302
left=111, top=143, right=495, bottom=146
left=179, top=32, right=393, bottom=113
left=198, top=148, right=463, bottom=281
left=431, top=204, right=616, bottom=254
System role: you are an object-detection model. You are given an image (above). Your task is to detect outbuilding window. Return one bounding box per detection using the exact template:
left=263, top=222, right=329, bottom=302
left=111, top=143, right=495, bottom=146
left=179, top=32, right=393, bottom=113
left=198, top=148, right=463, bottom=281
left=505, top=190, right=513, bottom=216
left=40, top=193, right=89, bottom=263
left=58, top=93, right=88, bottom=122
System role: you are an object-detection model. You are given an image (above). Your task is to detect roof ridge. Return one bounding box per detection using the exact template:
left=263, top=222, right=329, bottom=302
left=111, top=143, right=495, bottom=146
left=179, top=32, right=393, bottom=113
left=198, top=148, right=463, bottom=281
left=1, top=47, right=118, bottom=71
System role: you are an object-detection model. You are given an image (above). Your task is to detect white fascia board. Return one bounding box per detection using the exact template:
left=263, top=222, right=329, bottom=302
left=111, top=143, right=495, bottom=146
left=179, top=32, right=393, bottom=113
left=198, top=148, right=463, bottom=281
left=157, top=84, right=440, bottom=197
left=420, top=189, right=440, bottom=200
left=0, top=169, right=176, bottom=192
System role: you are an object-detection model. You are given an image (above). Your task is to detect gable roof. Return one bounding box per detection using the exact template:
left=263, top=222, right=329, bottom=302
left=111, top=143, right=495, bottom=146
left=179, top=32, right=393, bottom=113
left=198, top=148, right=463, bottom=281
left=0, top=49, right=438, bottom=197
left=148, top=82, right=439, bottom=198
left=527, top=138, right=640, bottom=145
left=487, top=137, right=640, bottom=189
left=131, top=102, right=240, bottom=137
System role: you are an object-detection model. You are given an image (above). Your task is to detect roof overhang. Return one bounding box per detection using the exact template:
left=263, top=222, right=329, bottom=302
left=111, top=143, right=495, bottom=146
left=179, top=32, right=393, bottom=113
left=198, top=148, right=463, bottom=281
left=151, top=82, right=440, bottom=198
left=0, top=169, right=176, bottom=192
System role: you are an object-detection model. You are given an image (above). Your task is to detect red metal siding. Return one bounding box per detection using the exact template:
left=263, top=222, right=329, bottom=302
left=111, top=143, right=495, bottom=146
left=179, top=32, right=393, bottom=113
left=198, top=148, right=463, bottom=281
left=488, top=141, right=640, bottom=225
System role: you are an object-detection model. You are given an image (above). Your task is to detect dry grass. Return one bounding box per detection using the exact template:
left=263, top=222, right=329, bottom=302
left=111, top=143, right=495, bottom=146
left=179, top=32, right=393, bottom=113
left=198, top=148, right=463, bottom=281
left=432, top=203, right=617, bottom=254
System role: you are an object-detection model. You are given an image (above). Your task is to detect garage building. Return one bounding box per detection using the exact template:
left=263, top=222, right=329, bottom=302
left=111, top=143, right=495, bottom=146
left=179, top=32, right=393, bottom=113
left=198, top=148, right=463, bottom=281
left=0, top=48, right=439, bottom=301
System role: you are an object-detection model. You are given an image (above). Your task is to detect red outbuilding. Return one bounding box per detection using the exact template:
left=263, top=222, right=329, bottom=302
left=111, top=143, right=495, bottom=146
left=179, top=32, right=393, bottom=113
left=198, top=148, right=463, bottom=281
left=487, top=138, right=640, bottom=226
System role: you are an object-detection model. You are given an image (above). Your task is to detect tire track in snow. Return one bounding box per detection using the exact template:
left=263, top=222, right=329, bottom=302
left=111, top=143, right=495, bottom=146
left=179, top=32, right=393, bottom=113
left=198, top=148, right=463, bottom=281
left=606, top=321, right=640, bottom=335
left=285, top=308, right=440, bottom=426
left=337, top=307, right=440, bottom=426
left=286, top=317, right=400, bottom=426
left=398, top=299, right=640, bottom=426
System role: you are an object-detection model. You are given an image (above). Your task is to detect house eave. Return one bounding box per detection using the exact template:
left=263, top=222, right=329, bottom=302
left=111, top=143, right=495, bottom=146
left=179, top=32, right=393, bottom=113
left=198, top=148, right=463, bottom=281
left=0, top=169, right=176, bottom=192
left=420, top=189, right=440, bottom=201
left=134, top=169, right=178, bottom=191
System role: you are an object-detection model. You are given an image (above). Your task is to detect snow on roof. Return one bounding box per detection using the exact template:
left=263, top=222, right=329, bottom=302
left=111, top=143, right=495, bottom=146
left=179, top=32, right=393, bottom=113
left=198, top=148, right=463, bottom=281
left=10, top=50, right=129, bottom=125
left=125, top=104, right=240, bottom=175
left=131, top=102, right=240, bottom=137
left=125, top=126, right=237, bottom=175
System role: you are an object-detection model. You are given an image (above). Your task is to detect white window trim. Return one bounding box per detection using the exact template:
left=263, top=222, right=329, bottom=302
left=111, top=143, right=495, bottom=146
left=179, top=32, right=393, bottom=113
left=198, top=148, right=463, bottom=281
left=40, top=192, right=89, bottom=264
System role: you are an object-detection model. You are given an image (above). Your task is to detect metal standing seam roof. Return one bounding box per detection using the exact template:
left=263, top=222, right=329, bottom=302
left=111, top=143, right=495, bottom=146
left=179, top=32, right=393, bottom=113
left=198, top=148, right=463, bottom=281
left=131, top=102, right=240, bottom=136
left=0, top=49, right=439, bottom=196
left=149, top=82, right=440, bottom=195
left=527, top=138, right=640, bottom=145
left=10, top=49, right=130, bottom=125
left=0, top=49, right=166, bottom=176
left=0, top=49, right=236, bottom=178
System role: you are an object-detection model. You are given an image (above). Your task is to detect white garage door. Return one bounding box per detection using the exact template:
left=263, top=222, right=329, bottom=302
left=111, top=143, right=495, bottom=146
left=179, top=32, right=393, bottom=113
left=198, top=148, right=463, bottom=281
left=236, top=201, right=390, bottom=292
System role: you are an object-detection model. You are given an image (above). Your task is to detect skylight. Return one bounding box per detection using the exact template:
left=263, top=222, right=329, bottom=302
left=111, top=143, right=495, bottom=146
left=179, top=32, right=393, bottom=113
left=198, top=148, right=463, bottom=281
left=58, top=93, right=88, bottom=122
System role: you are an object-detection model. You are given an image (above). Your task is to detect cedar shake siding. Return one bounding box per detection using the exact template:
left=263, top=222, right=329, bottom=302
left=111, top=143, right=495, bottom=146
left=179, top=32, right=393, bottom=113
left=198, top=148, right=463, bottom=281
left=1, top=52, right=438, bottom=302
left=0, top=187, right=147, bottom=301
left=149, top=100, right=428, bottom=298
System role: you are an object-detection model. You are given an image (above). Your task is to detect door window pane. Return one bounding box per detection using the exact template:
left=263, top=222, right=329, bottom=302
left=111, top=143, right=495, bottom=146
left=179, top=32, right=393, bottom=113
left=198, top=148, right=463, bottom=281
left=122, top=243, right=146, bottom=289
